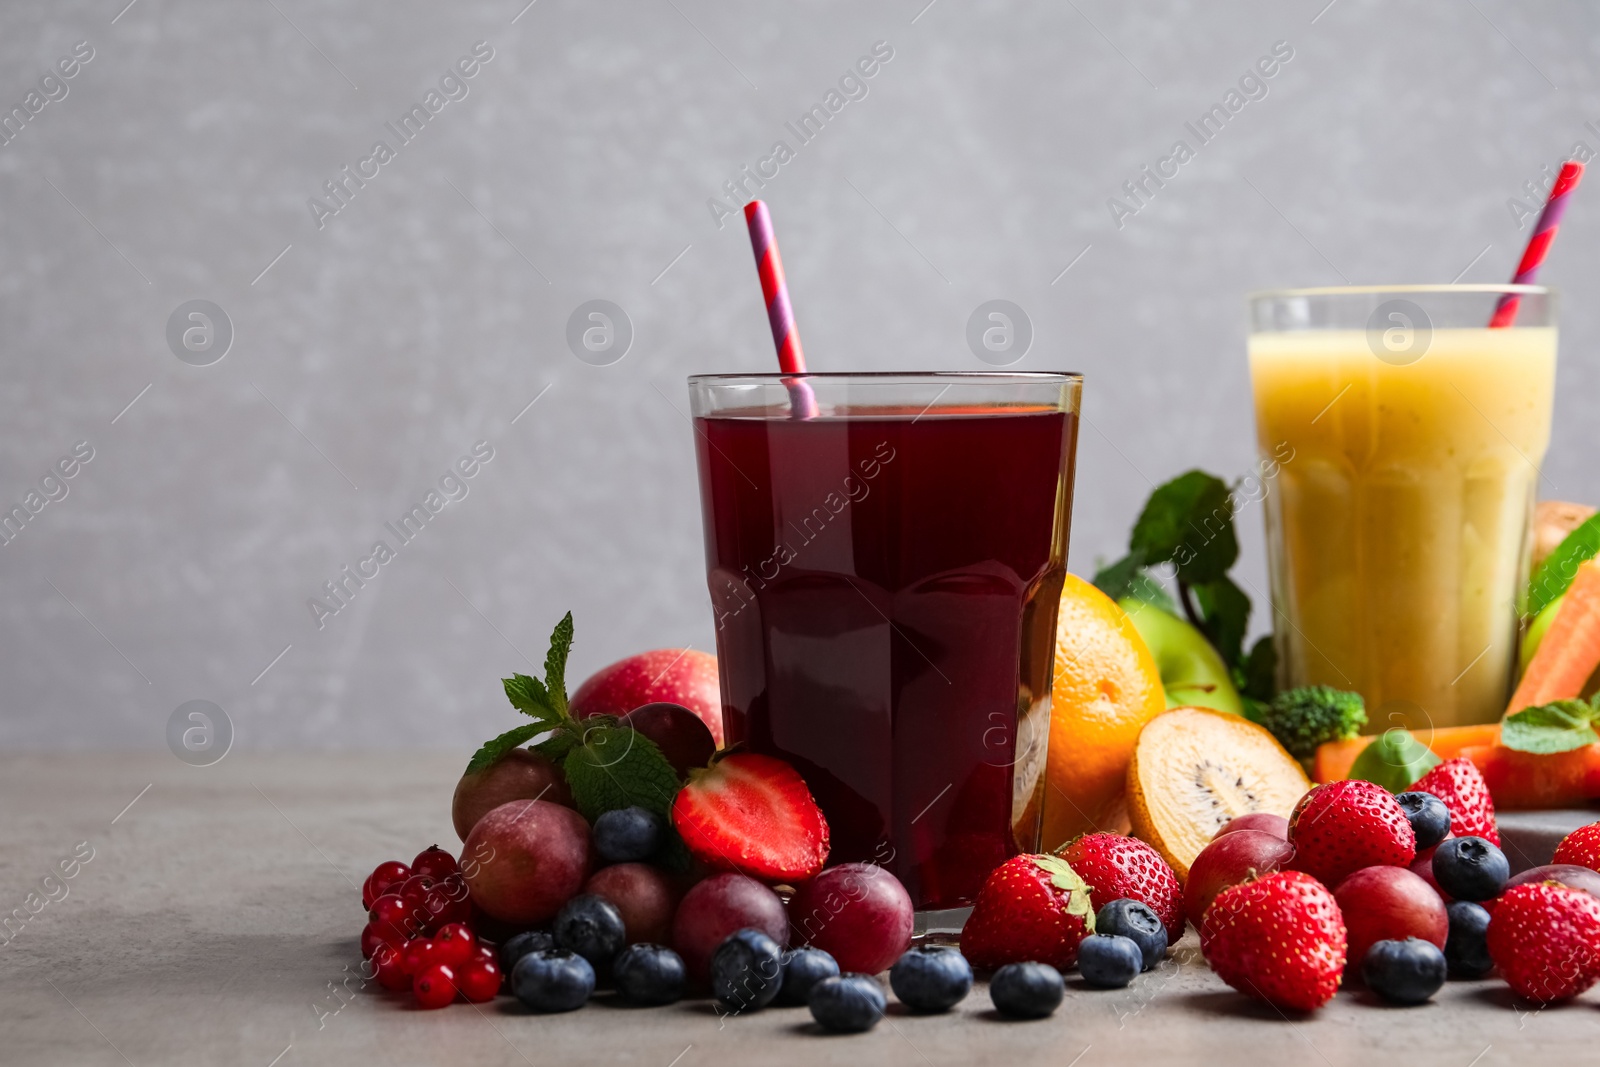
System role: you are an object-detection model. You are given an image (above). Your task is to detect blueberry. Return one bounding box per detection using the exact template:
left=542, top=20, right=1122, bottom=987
left=710, top=928, right=785, bottom=1012
left=1395, top=792, right=1451, bottom=850
left=612, top=943, right=687, bottom=1006
left=773, top=947, right=840, bottom=1006
left=592, top=806, right=664, bottom=864
left=499, top=929, right=555, bottom=973
left=552, top=894, right=627, bottom=973
left=1432, top=836, right=1509, bottom=902
left=1362, top=937, right=1447, bottom=1005
left=511, top=949, right=594, bottom=1012
left=889, top=945, right=973, bottom=1012
left=1094, top=898, right=1168, bottom=971
left=1443, top=901, right=1494, bottom=979
left=989, top=961, right=1064, bottom=1019
left=1077, top=934, right=1144, bottom=989
left=808, top=974, right=886, bottom=1033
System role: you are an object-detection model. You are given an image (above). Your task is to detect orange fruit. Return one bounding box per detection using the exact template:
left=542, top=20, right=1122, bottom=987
left=1040, top=574, right=1167, bottom=850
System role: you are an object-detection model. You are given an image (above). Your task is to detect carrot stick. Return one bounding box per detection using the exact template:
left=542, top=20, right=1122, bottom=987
left=1506, top=558, right=1600, bottom=715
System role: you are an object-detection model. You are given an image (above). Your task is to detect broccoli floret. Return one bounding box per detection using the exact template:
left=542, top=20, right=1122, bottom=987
left=1258, top=686, right=1367, bottom=758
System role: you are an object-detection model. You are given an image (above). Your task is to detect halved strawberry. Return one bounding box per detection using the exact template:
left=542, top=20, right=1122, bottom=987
left=671, top=753, right=829, bottom=881
left=1412, top=758, right=1499, bottom=845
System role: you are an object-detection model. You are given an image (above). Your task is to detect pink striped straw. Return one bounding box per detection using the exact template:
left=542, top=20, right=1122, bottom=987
left=743, top=200, right=818, bottom=418
left=1490, top=159, right=1584, bottom=328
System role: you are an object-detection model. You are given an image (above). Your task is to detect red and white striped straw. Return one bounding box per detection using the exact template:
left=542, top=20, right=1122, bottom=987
left=1489, top=159, right=1584, bottom=328
left=743, top=200, right=818, bottom=418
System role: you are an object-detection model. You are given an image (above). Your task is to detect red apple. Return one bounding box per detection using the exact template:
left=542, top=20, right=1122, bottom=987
left=1213, top=813, right=1289, bottom=841
left=460, top=800, right=591, bottom=925
left=585, top=862, right=680, bottom=944
left=1333, top=865, right=1447, bottom=969
left=572, top=649, right=723, bottom=747
left=1185, top=829, right=1296, bottom=927
left=451, top=748, right=572, bottom=841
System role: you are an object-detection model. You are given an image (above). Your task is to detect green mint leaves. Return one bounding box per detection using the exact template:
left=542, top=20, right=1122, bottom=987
left=1348, top=728, right=1440, bottom=792
left=465, top=612, right=687, bottom=845
left=561, top=722, right=683, bottom=822
left=1525, top=514, right=1600, bottom=618
left=1501, top=696, right=1600, bottom=755
left=1093, top=469, right=1274, bottom=704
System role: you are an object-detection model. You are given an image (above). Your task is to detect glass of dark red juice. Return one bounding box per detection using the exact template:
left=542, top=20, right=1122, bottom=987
left=688, top=372, right=1082, bottom=922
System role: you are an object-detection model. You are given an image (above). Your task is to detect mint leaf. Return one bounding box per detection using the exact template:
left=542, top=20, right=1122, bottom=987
left=561, top=724, right=682, bottom=821
left=1237, top=636, right=1277, bottom=703
left=1349, top=729, right=1440, bottom=792
left=503, top=673, right=561, bottom=724
left=544, top=611, right=574, bottom=717
left=1526, top=514, right=1600, bottom=617
left=465, top=722, right=545, bottom=774
left=1130, top=471, right=1238, bottom=585
left=535, top=729, right=579, bottom=764
left=1093, top=551, right=1178, bottom=614
left=1501, top=699, right=1600, bottom=754
left=1194, top=575, right=1250, bottom=668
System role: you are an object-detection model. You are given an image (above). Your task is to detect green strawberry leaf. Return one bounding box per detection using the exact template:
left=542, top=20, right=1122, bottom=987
left=503, top=673, right=562, bottom=725
left=1501, top=698, right=1600, bottom=755
left=465, top=722, right=545, bottom=774
left=1348, top=728, right=1440, bottom=792
left=1033, top=855, right=1096, bottom=931
left=561, top=723, right=682, bottom=822
left=544, top=611, right=574, bottom=717
left=1525, top=514, right=1600, bottom=617
left=1130, top=470, right=1238, bottom=585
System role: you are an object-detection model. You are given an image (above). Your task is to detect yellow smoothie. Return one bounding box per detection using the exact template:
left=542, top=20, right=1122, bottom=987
left=1249, top=326, right=1557, bottom=729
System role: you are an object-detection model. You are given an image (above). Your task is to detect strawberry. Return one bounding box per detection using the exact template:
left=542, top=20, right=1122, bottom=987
left=671, top=753, right=829, bottom=882
left=1487, top=881, right=1600, bottom=1002
left=960, top=854, right=1095, bottom=971
left=1411, top=758, right=1499, bottom=845
left=1200, top=870, right=1346, bottom=1012
left=1057, top=832, right=1185, bottom=943
left=1288, top=779, right=1415, bottom=887
left=1553, top=820, right=1600, bottom=871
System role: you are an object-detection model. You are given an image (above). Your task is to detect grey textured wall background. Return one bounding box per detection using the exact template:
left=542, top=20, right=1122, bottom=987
left=2, top=0, right=1597, bottom=750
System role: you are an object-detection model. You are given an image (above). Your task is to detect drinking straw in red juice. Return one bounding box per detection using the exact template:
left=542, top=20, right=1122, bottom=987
left=743, top=200, right=818, bottom=418
left=1490, top=159, right=1583, bottom=327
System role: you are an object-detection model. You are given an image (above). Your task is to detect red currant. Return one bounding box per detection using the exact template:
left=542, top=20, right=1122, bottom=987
left=371, top=943, right=412, bottom=992
left=399, top=876, right=449, bottom=934
left=412, top=845, right=460, bottom=881
left=362, top=860, right=411, bottom=910
left=435, top=874, right=474, bottom=927
left=432, top=923, right=477, bottom=968
left=413, top=964, right=457, bottom=1009
left=457, top=957, right=502, bottom=1003
left=401, top=938, right=439, bottom=977
left=361, top=920, right=405, bottom=960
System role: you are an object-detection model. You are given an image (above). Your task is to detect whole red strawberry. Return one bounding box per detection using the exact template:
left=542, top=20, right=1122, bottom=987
left=1200, top=870, right=1346, bottom=1011
left=1058, top=832, right=1184, bottom=943
left=1487, top=881, right=1600, bottom=1002
left=1289, top=779, right=1415, bottom=887
left=961, top=854, right=1095, bottom=971
left=1411, top=758, right=1499, bottom=845
left=672, top=753, right=829, bottom=881
left=1553, top=821, right=1600, bottom=871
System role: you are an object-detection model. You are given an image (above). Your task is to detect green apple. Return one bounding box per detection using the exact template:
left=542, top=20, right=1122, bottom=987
left=1519, top=592, right=1564, bottom=679
left=1118, top=597, right=1244, bottom=716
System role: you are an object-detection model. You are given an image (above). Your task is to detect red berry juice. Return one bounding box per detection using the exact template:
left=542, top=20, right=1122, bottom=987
left=694, top=407, right=1078, bottom=910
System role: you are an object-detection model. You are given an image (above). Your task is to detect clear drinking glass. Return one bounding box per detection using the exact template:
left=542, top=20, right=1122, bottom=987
left=1248, top=286, right=1557, bottom=731
left=688, top=372, right=1082, bottom=919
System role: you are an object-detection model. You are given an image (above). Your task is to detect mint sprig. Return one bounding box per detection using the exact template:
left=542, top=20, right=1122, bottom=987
left=1501, top=696, right=1600, bottom=755
left=465, top=612, right=687, bottom=833
left=1525, top=514, right=1600, bottom=618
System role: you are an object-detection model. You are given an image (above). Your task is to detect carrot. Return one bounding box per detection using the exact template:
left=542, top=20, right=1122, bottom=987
left=1506, top=558, right=1600, bottom=715
left=1312, top=723, right=1502, bottom=783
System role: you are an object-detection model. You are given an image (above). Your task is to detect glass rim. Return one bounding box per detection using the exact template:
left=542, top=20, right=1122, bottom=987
left=687, top=370, right=1083, bottom=384
left=1248, top=283, right=1551, bottom=301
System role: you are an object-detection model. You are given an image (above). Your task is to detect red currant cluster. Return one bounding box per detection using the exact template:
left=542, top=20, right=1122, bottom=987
left=360, top=845, right=503, bottom=1009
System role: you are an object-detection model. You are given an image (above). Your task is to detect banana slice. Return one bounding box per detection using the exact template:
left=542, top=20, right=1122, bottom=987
left=1127, top=707, right=1310, bottom=881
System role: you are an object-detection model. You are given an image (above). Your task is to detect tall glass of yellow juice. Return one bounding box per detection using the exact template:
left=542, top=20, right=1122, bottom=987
left=1248, top=286, right=1557, bottom=729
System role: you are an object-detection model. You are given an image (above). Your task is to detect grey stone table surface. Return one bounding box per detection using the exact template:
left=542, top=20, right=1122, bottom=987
left=3, top=753, right=1598, bottom=1067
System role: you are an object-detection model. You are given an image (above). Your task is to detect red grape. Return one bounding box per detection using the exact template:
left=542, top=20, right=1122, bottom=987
left=1333, top=865, right=1447, bottom=966
left=671, top=873, right=787, bottom=984
left=789, top=864, right=913, bottom=975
